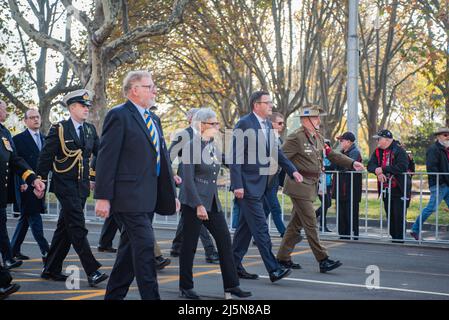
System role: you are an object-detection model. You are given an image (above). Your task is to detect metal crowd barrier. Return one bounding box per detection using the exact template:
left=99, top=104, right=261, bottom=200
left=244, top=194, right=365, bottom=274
left=6, top=171, right=449, bottom=246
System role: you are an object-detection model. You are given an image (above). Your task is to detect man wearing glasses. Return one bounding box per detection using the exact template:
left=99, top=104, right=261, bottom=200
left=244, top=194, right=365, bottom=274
left=410, top=127, right=449, bottom=240
left=230, top=90, right=303, bottom=283
left=95, top=70, right=179, bottom=300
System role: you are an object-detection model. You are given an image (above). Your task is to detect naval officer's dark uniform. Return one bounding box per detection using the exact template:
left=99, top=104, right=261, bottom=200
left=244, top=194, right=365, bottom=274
left=36, top=90, right=106, bottom=284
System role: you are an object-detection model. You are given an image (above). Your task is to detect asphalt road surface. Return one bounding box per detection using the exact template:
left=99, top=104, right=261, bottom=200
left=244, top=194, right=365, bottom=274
left=4, top=217, right=449, bottom=300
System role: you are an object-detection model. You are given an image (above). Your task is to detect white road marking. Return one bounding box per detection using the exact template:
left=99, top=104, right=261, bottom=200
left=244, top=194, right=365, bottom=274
left=258, top=275, right=449, bottom=297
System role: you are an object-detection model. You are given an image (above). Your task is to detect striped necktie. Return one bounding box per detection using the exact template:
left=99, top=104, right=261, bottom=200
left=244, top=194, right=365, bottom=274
left=144, top=111, right=160, bottom=176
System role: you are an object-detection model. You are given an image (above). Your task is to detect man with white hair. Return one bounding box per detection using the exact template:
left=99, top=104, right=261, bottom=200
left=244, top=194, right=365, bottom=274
left=95, top=70, right=179, bottom=300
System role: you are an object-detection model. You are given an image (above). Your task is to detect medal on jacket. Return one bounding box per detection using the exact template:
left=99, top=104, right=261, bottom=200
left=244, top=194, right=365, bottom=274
left=2, top=137, right=13, bottom=152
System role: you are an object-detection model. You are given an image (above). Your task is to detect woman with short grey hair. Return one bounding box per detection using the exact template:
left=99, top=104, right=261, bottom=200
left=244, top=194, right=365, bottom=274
left=191, top=108, right=217, bottom=132
left=178, top=108, right=251, bottom=300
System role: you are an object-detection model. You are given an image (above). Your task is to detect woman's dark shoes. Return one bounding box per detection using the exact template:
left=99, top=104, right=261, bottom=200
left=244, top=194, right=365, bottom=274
left=179, top=288, right=200, bottom=300
left=319, top=258, right=342, bottom=273
left=224, top=286, right=252, bottom=299
left=237, top=269, right=259, bottom=280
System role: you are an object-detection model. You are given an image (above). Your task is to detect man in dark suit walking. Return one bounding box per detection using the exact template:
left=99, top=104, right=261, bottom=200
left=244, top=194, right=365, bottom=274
left=230, top=90, right=303, bottom=282
left=95, top=70, right=179, bottom=300
left=10, top=109, right=50, bottom=262
left=37, top=89, right=108, bottom=286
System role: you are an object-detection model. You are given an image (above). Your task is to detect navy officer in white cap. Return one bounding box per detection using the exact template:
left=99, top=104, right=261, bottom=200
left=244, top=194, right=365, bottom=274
left=36, top=89, right=108, bottom=286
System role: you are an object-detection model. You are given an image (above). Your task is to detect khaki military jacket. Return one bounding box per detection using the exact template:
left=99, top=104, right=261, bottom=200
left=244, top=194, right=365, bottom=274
left=282, top=126, right=354, bottom=201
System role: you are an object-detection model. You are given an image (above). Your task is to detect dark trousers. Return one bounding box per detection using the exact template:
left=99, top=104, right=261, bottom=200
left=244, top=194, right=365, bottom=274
left=383, top=194, right=406, bottom=241
left=98, top=215, right=119, bottom=248
left=179, top=202, right=239, bottom=290
left=338, top=200, right=360, bottom=237
left=315, top=186, right=332, bottom=228
left=105, top=212, right=159, bottom=300
left=10, top=208, right=50, bottom=256
left=0, top=207, right=13, bottom=262
left=44, top=194, right=100, bottom=275
left=232, top=194, right=280, bottom=273
left=171, top=212, right=217, bottom=256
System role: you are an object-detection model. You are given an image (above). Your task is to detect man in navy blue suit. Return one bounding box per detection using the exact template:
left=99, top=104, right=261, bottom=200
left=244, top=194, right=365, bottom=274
left=230, top=90, right=303, bottom=283
left=95, top=70, right=179, bottom=300
left=10, top=109, right=50, bottom=262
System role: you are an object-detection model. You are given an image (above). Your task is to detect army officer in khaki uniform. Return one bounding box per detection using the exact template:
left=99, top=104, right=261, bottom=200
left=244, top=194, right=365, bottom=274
left=277, top=104, right=364, bottom=273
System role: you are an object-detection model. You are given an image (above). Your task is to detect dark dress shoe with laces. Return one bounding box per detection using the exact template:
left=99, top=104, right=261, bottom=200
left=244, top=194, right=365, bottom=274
left=237, top=269, right=259, bottom=280
left=0, top=283, right=20, bottom=300
left=88, top=271, right=108, bottom=287
left=41, top=270, right=68, bottom=281
left=179, top=288, right=200, bottom=300
left=14, top=252, right=30, bottom=260
left=155, top=256, right=171, bottom=270
left=205, top=252, right=220, bottom=264
left=319, top=258, right=342, bottom=273
left=98, top=246, right=117, bottom=253
left=278, top=259, right=302, bottom=269
left=224, top=286, right=252, bottom=299
left=4, top=259, right=22, bottom=270
left=269, top=268, right=292, bottom=283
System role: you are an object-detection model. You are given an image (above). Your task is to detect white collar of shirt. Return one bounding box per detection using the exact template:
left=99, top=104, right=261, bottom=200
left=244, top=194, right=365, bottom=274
left=130, top=100, right=149, bottom=120
left=71, top=118, right=84, bottom=131
left=253, top=112, right=267, bottom=128
left=27, top=128, right=39, bottom=136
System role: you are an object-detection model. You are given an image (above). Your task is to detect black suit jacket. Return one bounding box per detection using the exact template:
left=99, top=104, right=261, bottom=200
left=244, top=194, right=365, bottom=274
left=0, top=124, right=36, bottom=208
left=13, top=130, right=46, bottom=213
left=37, top=119, right=99, bottom=198
left=94, top=100, right=177, bottom=214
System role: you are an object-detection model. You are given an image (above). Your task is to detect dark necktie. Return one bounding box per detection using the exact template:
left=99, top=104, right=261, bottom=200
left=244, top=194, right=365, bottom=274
left=78, top=125, right=85, bottom=146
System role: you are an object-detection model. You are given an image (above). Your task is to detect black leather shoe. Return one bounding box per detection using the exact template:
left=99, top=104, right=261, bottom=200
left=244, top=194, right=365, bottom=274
left=170, top=250, right=180, bottom=257
left=4, top=259, right=22, bottom=270
left=155, top=256, right=171, bottom=270
left=237, top=269, right=259, bottom=280
left=224, top=286, right=252, bottom=299
left=88, top=271, right=108, bottom=287
left=41, top=270, right=68, bottom=281
left=14, top=252, right=30, bottom=260
left=98, top=246, right=117, bottom=253
left=179, top=288, right=200, bottom=300
left=205, top=252, right=220, bottom=264
left=0, top=283, right=20, bottom=300
left=319, top=258, right=342, bottom=273
left=278, top=259, right=302, bottom=269
left=269, top=268, right=292, bottom=283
